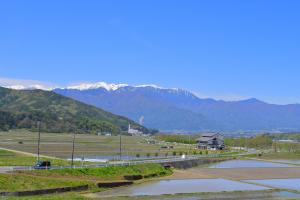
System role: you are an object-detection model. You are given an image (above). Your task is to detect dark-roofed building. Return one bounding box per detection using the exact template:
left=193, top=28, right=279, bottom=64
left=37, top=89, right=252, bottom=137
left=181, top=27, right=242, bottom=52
left=196, top=133, right=225, bottom=150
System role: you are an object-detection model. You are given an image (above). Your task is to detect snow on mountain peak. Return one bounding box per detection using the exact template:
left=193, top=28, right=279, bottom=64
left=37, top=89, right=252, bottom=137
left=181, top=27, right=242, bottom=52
left=64, top=82, right=195, bottom=96
left=5, top=84, right=54, bottom=91
left=0, top=78, right=55, bottom=91
left=66, top=82, right=129, bottom=91
left=135, top=84, right=163, bottom=89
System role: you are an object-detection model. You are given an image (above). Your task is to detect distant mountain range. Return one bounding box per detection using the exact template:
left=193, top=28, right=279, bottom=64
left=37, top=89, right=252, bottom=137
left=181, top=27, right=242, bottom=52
left=0, top=87, right=148, bottom=134
left=52, top=82, right=300, bottom=133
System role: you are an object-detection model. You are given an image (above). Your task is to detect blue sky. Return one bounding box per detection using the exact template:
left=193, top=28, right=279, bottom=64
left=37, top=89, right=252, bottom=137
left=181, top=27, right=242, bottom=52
left=0, top=0, right=299, bottom=104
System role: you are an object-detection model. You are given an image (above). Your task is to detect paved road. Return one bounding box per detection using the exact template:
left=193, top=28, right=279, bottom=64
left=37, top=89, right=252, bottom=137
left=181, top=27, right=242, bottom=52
left=1, top=153, right=250, bottom=173
left=0, top=167, right=14, bottom=173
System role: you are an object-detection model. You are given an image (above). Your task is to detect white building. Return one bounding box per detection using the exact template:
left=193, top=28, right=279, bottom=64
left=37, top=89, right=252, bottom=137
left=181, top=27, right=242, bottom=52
left=128, top=124, right=143, bottom=136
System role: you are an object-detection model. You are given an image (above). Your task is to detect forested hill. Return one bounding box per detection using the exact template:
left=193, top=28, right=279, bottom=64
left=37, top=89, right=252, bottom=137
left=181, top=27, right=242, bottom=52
left=0, top=87, right=148, bottom=134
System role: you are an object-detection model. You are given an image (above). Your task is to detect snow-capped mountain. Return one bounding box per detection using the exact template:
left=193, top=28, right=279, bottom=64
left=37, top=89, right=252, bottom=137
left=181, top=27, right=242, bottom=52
left=5, top=84, right=53, bottom=91
left=2, top=79, right=300, bottom=132
left=0, top=77, right=55, bottom=91
left=65, top=82, right=129, bottom=91
left=64, top=82, right=173, bottom=91
left=53, top=83, right=300, bottom=133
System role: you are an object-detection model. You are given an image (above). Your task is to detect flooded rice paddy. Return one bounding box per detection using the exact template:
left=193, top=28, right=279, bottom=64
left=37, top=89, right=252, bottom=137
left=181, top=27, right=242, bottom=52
left=98, top=179, right=270, bottom=197
left=97, top=191, right=300, bottom=200
left=94, top=159, right=300, bottom=199
left=246, top=178, right=300, bottom=191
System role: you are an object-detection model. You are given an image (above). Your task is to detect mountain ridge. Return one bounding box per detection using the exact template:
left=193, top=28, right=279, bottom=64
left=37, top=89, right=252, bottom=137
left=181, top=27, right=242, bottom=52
left=0, top=87, right=149, bottom=134
left=54, top=85, right=300, bottom=132
left=2, top=81, right=299, bottom=105
left=2, top=81, right=300, bottom=133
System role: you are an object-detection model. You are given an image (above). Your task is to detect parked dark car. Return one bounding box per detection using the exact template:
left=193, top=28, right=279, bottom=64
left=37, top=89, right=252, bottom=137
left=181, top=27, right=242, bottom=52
left=34, top=161, right=51, bottom=169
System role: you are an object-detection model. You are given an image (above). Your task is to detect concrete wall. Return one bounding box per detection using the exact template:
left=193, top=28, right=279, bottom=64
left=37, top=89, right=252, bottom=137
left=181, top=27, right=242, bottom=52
left=163, top=157, right=230, bottom=169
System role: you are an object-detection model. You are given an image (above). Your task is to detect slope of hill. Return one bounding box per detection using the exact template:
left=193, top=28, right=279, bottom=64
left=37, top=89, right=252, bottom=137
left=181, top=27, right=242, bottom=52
left=0, top=87, right=148, bottom=134
left=54, top=83, right=300, bottom=133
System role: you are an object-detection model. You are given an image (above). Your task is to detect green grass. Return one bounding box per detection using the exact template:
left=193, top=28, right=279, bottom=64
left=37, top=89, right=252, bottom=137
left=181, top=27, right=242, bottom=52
left=0, top=174, right=90, bottom=192
left=248, top=152, right=300, bottom=160
left=19, top=164, right=172, bottom=181
left=0, top=149, right=15, bottom=156
left=0, top=164, right=172, bottom=198
left=0, top=149, right=83, bottom=166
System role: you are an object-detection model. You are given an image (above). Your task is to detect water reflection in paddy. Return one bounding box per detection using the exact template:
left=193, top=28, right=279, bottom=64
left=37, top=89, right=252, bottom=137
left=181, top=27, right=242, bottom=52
left=123, top=191, right=300, bottom=200
left=98, top=179, right=270, bottom=197
left=272, top=160, right=300, bottom=165
left=209, top=159, right=292, bottom=168
left=246, top=178, right=300, bottom=191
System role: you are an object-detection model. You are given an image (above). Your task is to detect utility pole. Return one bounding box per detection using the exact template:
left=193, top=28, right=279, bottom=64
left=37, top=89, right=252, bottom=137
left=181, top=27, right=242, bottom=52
left=71, top=130, right=76, bottom=167
left=37, top=121, right=41, bottom=162
left=119, top=133, right=122, bottom=160
left=188, top=134, right=191, bottom=155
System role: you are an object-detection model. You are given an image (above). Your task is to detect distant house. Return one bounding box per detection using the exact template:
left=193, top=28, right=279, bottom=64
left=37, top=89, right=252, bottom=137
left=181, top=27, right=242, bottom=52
left=196, top=133, right=225, bottom=150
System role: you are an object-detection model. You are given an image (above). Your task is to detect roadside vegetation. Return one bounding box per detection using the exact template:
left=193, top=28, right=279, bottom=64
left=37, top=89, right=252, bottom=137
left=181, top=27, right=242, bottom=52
left=18, top=163, right=172, bottom=181
left=0, top=163, right=171, bottom=199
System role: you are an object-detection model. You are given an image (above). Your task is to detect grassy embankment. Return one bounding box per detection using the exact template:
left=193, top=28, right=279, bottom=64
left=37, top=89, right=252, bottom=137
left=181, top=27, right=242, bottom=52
left=0, top=163, right=171, bottom=198
left=18, top=163, right=172, bottom=182
left=0, top=173, right=90, bottom=192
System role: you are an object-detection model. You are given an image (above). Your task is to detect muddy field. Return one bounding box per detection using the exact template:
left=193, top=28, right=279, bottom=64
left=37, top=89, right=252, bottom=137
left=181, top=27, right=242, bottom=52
left=165, top=167, right=300, bottom=180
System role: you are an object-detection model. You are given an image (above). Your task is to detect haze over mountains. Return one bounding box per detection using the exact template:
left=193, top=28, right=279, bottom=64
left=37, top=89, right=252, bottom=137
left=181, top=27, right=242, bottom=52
left=52, top=82, right=300, bottom=133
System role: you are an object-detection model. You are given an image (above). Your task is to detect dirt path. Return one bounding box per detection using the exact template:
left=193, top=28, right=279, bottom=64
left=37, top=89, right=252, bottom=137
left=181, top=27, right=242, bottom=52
left=165, top=167, right=300, bottom=180
left=0, top=147, right=61, bottom=160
